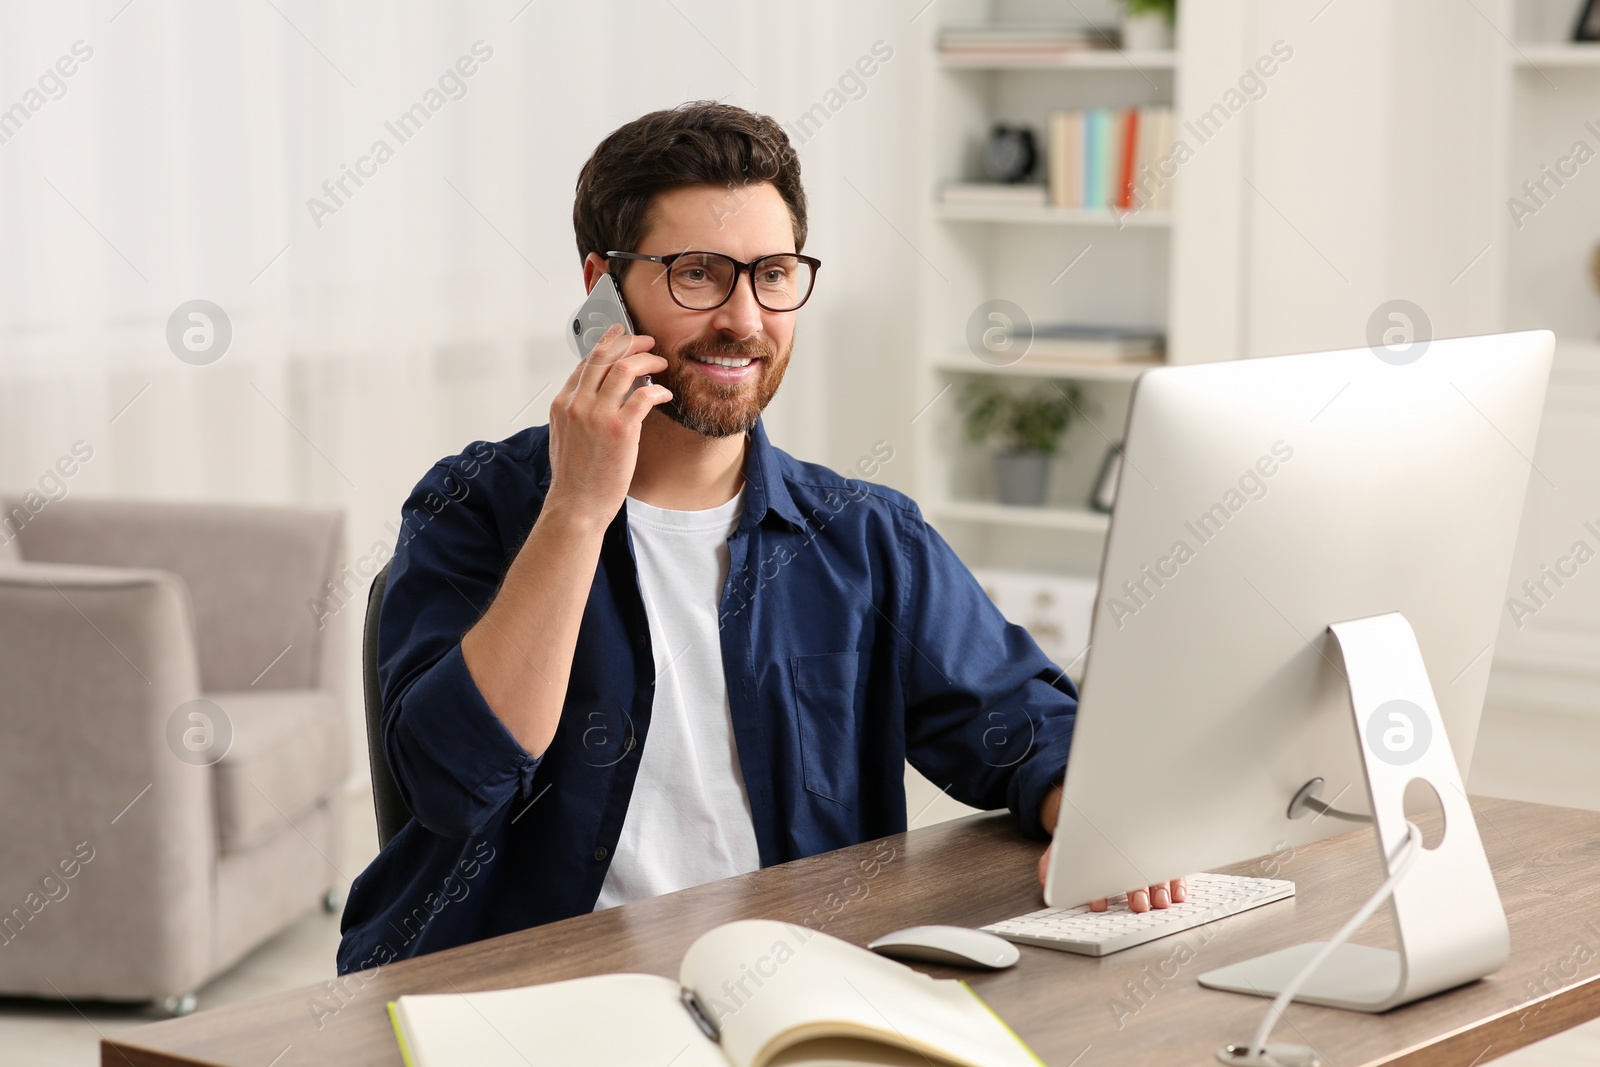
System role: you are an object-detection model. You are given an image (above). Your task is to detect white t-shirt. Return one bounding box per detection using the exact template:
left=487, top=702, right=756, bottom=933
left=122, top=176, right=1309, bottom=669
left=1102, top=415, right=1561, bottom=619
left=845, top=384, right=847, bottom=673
left=593, top=488, right=761, bottom=910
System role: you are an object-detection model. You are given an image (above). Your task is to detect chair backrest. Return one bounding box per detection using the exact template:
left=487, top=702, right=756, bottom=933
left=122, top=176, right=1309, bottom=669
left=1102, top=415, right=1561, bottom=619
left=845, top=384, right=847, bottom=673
left=363, top=560, right=412, bottom=848
left=7, top=497, right=343, bottom=692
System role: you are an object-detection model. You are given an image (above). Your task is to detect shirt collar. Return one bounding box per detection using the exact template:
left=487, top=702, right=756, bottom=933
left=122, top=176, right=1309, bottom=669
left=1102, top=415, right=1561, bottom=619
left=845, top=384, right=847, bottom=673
left=534, top=416, right=807, bottom=533
left=741, top=418, right=807, bottom=533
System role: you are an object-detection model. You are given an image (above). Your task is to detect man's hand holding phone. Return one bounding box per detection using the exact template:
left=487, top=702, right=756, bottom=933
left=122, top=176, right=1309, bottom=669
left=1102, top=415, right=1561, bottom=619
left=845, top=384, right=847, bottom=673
left=460, top=322, right=671, bottom=761
left=544, top=324, right=673, bottom=529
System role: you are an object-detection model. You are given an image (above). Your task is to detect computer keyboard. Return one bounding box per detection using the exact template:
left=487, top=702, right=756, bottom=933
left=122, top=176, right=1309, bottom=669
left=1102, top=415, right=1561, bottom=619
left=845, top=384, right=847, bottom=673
left=981, top=872, right=1295, bottom=957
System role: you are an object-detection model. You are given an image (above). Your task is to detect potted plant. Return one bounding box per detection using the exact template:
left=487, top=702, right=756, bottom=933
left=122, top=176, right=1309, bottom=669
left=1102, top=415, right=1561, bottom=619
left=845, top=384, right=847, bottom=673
left=1119, top=0, right=1176, bottom=51
left=960, top=379, right=1086, bottom=507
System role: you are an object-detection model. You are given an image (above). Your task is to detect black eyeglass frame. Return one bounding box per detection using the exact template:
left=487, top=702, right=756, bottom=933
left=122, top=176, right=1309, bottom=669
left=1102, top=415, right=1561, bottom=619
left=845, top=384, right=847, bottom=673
left=605, top=250, right=822, bottom=312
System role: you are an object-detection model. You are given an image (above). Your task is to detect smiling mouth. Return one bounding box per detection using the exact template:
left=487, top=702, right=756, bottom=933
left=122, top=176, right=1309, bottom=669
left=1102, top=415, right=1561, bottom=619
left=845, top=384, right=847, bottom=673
left=687, top=353, right=759, bottom=368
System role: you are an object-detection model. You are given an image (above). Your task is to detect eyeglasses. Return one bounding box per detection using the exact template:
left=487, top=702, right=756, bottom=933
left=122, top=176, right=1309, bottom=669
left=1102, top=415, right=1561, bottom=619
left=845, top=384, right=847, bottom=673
left=605, top=250, right=821, bottom=313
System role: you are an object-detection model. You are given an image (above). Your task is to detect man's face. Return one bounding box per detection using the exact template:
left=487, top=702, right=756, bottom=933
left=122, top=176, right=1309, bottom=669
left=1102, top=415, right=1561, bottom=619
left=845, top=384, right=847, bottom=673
left=613, top=182, right=798, bottom=438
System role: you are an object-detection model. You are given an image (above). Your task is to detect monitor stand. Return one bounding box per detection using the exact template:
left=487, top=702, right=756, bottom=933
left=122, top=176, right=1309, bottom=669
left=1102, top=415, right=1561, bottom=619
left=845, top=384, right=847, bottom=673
left=1197, top=611, right=1510, bottom=1012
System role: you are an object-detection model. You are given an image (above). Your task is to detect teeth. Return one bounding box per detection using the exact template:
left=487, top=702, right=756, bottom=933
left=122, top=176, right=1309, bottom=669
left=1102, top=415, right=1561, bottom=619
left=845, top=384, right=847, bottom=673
left=691, top=354, right=754, bottom=368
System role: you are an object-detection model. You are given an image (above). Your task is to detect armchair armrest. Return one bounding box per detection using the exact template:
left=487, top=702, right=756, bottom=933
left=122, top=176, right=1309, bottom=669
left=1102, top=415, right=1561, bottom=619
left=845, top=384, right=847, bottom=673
left=5, top=498, right=345, bottom=694
left=0, top=562, right=213, bottom=999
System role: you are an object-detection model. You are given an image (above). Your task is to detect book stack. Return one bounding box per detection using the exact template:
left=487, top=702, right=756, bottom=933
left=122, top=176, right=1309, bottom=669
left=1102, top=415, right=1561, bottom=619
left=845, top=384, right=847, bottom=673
left=1047, top=107, right=1176, bottom=212
left=1030, top=323, right=1165, bottom=363
left=938, top=23, right=1111, bottom=64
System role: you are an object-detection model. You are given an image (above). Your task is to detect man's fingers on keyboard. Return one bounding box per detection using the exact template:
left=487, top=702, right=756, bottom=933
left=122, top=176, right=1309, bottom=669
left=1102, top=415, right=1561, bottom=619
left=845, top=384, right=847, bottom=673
left=1142, top=879, right=1187, bottom=909
left=1089, top=879, right=1186, bottom=912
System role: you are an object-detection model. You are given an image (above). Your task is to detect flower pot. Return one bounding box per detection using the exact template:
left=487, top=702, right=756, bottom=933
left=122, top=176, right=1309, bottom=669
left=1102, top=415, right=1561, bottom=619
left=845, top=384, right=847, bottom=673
left=1121, top=11, right=1174, bottom=51
left=993, top=451, right=1052, bottom=507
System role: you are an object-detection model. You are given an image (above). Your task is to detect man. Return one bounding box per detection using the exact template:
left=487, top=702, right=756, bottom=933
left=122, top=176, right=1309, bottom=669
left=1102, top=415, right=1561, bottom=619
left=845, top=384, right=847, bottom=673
left=337, top=101, right=1177, bottom=974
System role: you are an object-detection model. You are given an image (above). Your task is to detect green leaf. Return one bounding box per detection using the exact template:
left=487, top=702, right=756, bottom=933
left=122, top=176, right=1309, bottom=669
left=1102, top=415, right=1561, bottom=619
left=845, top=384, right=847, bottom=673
left=959, top=379, right=1089, bottom=455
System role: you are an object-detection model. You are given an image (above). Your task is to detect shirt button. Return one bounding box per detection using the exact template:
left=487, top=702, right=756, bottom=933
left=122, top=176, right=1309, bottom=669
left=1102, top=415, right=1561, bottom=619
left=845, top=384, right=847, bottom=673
left=635, top=632, right=648, bottom=650
left=624, top=736, right=636, bottom=752
left=594, top=846, right=608, bottom=861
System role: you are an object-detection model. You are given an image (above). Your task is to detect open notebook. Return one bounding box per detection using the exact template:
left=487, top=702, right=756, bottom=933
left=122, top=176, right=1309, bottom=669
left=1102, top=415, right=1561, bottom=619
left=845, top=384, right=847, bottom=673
left=388, top=919, right=1042, bottom=1067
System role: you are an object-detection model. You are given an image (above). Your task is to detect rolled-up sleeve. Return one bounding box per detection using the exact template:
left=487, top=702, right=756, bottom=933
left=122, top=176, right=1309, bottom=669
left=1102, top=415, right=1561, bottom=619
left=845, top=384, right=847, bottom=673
left=377, top=456, right=541, bottom=839
left=896, top=503, right=1077, bottom=841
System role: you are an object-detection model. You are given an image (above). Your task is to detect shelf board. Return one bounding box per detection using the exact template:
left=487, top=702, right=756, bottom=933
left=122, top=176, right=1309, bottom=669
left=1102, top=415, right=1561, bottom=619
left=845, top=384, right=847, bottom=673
left=931, top=353, right=1158, bottom=382
left=935, top=201, right=1172, bottom=227
left=1512, top=44, right=1600, bottom=67
left=939, top=50, right=1177, bottom=71
left=933, top=499, right=1111, bottom=533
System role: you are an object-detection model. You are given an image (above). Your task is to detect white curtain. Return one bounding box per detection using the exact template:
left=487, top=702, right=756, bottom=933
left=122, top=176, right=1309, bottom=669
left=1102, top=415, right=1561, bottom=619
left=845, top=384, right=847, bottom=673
left=0, top=0, right=931, bottom=494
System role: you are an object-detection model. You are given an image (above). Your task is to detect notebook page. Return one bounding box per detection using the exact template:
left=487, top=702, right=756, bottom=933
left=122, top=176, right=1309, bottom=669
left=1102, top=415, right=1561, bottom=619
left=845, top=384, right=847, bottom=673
left=392, top=973, right=725, bottom=1067
left=678, top=920, right=1039, bottom=1067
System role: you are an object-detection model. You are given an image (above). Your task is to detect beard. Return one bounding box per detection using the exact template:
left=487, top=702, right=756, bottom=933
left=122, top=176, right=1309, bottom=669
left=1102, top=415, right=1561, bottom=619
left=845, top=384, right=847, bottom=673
left=652, top=329, right=793, bottom=439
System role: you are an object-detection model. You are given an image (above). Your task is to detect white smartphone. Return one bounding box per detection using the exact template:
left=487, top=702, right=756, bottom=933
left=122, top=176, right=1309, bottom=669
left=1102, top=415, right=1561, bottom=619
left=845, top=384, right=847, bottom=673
left=566, top=274, right=650, bottom=396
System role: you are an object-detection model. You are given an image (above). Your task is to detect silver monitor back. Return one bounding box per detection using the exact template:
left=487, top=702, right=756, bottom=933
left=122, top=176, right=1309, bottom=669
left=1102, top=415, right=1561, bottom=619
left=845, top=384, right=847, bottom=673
left=1044, top=330, right=1553, bottom=908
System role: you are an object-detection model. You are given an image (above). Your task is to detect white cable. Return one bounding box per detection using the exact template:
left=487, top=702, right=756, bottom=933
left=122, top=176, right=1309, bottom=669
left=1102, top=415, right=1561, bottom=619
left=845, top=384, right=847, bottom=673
left=1245, top=819, right=1424, bottom=1059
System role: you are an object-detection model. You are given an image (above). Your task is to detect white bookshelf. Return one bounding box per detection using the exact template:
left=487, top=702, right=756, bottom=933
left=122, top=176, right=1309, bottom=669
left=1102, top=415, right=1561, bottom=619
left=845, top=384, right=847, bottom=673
left=902, top=0, right=1600, bottom=824
left=913, top=0, right=1202, bottom=583
left=928, top=353, right=1156, bottom=382
left=1483, top=0, right=1600, bottom=718
left=937, top=49, right=1179, bottom=71
left=933, top=202, right=1173, bottom=227
left=1512, top=42, right=1600, bottom=65
left=909, top=0, right=1600, bottom=722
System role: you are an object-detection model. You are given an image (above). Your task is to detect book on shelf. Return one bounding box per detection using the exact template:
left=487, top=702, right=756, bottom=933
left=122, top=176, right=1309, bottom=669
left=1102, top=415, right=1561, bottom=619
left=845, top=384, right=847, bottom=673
left=939, top=21, right=1112, bottom=62
left=387, top=919, right=1043, bottom=1067
left=1048, top=106, right=1175, bottom=213
left=1028, top=324, right=1164, bottom=363
left=1138, top=107, right=1176, bottom=210
left=940, top=182, right=1049, bottom=207
left=1047, top=111, right=1083, bottom=207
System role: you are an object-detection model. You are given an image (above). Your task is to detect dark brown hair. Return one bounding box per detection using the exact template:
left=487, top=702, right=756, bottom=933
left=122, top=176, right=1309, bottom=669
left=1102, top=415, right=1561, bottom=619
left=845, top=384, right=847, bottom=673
left=573, top=101, right=808, bottom=275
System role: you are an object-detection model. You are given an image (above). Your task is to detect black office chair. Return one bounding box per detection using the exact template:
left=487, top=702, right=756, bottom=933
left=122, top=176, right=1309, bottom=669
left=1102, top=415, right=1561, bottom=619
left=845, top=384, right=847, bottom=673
left=363, top=560, right=413, bottom=848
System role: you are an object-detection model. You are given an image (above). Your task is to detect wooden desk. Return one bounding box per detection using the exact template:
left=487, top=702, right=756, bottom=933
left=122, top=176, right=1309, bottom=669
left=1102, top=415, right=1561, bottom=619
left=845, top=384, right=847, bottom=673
left=106, top=796, right=1600, bottom=1067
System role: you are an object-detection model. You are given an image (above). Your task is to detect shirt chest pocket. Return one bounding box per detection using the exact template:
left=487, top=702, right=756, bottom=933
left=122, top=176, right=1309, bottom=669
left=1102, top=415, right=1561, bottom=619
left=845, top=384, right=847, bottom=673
left=791, top=652, right=867, bottom=809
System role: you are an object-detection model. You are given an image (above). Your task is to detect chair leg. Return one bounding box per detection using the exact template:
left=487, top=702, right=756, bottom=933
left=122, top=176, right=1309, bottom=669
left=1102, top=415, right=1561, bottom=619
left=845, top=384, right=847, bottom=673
left=160, top=992, right=198, bottom=1017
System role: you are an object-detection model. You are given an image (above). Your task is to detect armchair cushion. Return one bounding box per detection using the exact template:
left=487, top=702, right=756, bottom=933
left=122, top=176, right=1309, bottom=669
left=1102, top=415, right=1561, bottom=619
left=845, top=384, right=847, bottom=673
left=211, top=688, right=348, bottom=855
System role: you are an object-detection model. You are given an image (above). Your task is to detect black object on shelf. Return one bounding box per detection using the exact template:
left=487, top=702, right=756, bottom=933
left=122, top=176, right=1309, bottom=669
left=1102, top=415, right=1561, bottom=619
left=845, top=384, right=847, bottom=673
left=982, top=124, right=1038, bottom=183
left=1576, top=0, right=1600, bottom=41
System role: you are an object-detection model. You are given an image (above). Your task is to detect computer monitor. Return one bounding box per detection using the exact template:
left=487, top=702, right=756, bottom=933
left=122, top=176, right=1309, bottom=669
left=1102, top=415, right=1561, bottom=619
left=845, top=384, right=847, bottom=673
left=1042, top=330, right=1553, bottom=1011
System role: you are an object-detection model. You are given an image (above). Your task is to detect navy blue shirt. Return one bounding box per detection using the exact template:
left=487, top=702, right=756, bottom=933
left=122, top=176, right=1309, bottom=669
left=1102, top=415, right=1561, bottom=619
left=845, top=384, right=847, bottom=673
left=336, top=419, right=1077, bottom=974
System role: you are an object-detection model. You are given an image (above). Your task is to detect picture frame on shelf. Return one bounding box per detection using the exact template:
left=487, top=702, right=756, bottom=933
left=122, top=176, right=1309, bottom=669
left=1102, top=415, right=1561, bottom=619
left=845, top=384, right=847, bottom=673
left=1089, top=442, right=1123, bottom=513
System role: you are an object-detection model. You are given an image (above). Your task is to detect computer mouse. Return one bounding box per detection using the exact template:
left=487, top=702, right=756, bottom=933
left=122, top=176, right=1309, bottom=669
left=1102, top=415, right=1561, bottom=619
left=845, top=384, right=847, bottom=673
left=866, top=925, right=1020, bottom=970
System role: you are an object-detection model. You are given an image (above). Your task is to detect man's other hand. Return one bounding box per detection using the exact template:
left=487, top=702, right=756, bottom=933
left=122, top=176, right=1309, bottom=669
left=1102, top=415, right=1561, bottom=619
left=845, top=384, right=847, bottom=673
left=1035, top=841, right=1189, bottom=912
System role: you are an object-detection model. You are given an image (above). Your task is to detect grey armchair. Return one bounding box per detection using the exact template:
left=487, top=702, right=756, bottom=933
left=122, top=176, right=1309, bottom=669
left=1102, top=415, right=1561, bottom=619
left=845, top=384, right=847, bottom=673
left=0, top=498, right=349, bottom=1013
